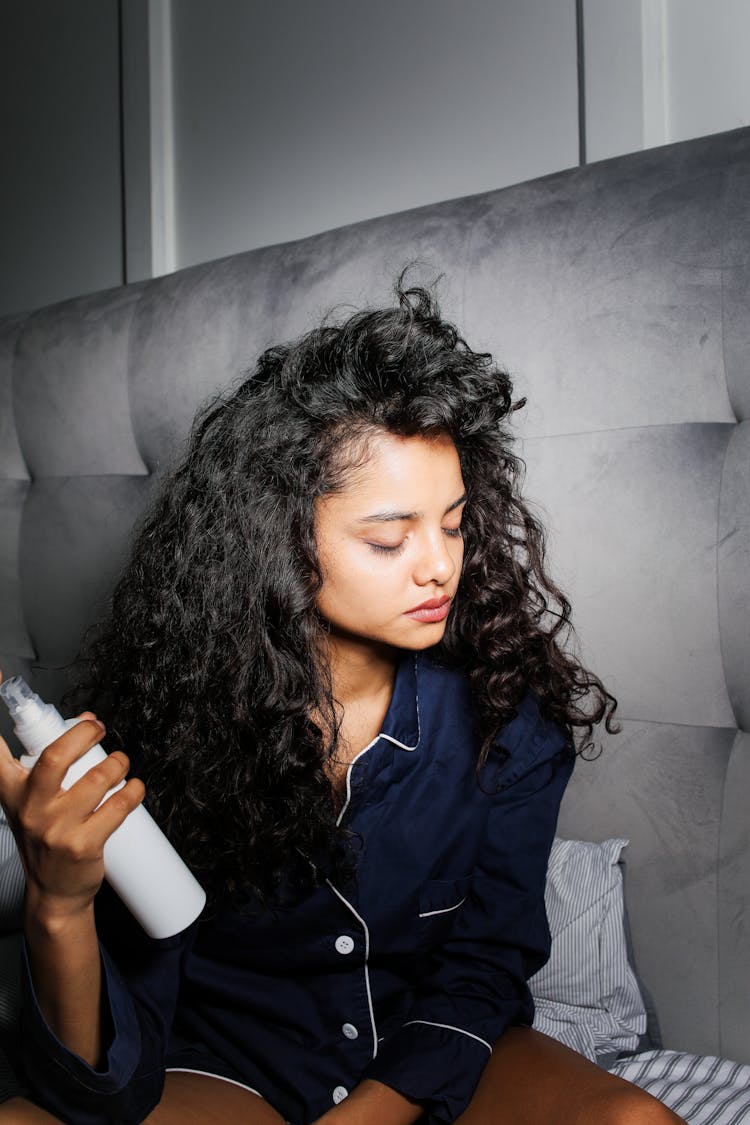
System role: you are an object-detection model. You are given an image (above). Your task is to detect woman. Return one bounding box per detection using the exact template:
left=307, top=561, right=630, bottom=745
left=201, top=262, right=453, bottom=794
left=0, top=284, right=684, bottom=1124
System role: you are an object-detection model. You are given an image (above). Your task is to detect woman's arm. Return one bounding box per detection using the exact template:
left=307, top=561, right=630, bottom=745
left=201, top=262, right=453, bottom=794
left=358, top=697, right=574, bottom=1123
left=24, top=902, right=103, bottom=1069
left=0, top=707, right=190, bottom=1124
left=0, top=712, right=144, bottom=1067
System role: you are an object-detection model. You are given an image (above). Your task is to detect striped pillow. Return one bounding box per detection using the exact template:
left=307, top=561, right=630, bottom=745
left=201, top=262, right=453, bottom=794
left=530, top=837, right=648, bottom=1062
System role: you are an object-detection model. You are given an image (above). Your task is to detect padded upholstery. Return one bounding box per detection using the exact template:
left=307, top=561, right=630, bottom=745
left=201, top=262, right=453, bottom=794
left=0, top=126, right=748, bottom=1061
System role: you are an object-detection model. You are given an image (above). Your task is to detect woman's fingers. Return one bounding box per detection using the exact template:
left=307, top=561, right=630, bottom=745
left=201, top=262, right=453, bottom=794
left=87, top=775, right=146, bottom=840
left=0, top=671, right=27, bottom=808
left=33, top=776, right=145, bottom=864
left=1, top=715, right=127, bottom=831
left=60, top=750, right=132, bottom=820
left=21, top=743, right=143, bottom=847
left=30, top=718, right=107, bottom=798
left=0, top=677, right=145, bottom=914
left=0, top=732, right=29, bottom=811
left=16, top=763, right=144, bottom=914
left=0, top=671, right=30, bottom=808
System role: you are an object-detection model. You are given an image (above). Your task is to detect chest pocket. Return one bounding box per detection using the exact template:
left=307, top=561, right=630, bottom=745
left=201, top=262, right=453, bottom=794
left=417, top=875, right=473, bottom=950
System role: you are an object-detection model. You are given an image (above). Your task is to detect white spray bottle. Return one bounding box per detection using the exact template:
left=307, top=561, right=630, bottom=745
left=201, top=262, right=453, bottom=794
left=0, top=676, right=206, bottom=939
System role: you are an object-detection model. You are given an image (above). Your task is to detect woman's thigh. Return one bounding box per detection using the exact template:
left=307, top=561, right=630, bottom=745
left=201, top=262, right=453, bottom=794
left=0, top=1074, right=287, bottom=1125
left=144, top=1072, right=287, bottom=1124
left=0, top=1099, right=61, bottom=1123
left=455, top=1028, right=687, bottom=1125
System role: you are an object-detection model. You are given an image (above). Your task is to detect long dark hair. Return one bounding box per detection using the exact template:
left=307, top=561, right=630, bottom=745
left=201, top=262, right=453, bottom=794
left=68, top=281, right=616, bottom=905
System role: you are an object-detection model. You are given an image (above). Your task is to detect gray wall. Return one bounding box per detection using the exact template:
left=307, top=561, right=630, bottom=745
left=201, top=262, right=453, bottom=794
left=3, top=1, right=750, bottom=317
left=583, top=0, right=750, bottom=163
left=666, top=0, right=750, bottom=142
left=171, top=0, right=579, bottom=269
left=0, top=0, right=123, bottom=317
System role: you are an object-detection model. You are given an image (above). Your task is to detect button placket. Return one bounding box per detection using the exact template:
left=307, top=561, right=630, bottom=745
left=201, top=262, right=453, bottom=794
left=327, top=878, right=378, bottom=1070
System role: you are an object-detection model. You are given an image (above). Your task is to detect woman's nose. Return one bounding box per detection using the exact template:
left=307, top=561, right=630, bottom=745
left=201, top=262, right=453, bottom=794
left=413, top=531, right=456, bottom=586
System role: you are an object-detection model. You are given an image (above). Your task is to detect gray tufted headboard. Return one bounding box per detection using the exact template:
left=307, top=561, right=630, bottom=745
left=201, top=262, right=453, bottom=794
left=1, top=127, right=748, bottom=1064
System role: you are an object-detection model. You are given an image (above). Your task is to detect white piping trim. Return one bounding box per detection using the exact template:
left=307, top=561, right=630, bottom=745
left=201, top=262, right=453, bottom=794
left=335, top=737, right=379, bottom=828
left=382, top=652, right=421, bottom=752
left=165, top=1068, right=263, bottom=1099
left=418, top=897, right=467, bottom=918
left=403, top=1020, right=492, bottom=1053
left=326, top=880, right=378, bottom=1060
left=335, top=655, right=422, bottom=826
left=380, top=730, right=419, bottom=752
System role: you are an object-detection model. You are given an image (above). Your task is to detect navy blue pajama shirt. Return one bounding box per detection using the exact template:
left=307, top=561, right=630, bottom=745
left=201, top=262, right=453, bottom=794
left=21, top=652, right=574, bottom=1124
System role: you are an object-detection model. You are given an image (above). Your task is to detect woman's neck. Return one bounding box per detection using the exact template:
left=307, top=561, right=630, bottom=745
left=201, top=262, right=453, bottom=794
left=323, top=632, right=398, bottom=707
left=318, top=634, right=399, bottom=791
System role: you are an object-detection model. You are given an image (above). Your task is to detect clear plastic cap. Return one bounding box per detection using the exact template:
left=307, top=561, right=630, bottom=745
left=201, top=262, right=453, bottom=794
left=0, top=676, right=43, bottom=722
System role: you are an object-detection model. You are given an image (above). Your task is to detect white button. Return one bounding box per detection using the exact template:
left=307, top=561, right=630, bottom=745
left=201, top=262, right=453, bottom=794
left=335, top=935, right=354, bottom=955
left=332, top=1086, right=349, bottom=1104
left=342, top=1023, right=358, bottom=1040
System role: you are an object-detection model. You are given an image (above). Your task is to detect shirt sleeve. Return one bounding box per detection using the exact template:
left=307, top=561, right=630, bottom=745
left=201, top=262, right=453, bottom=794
left=21, top=883, right=191, bottom=1125
left=362, top=701, right=574, bottom=1123
left=0, top=808, right=25, bottom=931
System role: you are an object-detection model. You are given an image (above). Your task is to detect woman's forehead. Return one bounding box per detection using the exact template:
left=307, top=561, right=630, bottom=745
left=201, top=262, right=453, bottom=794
left=325, top=431, right=464, bottom=511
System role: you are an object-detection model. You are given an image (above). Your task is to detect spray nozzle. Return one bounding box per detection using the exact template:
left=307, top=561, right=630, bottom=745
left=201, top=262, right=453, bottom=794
left=0, top=676, right=66, bottom=759
left=0, top=676, right=44, bottom=723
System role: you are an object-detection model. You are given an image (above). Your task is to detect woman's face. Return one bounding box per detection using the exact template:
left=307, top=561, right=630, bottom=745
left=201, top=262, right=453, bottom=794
left=315, top=431, right=466, bottom=652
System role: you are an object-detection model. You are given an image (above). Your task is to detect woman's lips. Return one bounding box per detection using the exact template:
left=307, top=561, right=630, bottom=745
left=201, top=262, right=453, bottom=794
left=404, top=596, right=451, bottom=623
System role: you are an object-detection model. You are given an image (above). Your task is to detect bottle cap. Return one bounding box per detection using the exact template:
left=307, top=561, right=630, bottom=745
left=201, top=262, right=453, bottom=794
left=0, top=676, right=42, bottom=723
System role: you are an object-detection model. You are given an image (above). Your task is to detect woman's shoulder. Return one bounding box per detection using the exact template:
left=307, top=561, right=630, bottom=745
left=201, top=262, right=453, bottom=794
left=414, top=650, right=476, bottom=724
left=494, top=691, right=573, bottom=789
left=416, top=652, right=571, bottom=783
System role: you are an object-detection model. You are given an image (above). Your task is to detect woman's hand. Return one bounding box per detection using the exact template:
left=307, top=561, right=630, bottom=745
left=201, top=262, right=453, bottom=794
left=0, top=679, right=147, bottom=1066
left=0, top=690, right=145, bottom=927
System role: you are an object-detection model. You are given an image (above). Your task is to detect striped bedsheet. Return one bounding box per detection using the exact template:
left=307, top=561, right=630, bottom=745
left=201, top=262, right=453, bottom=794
left=609, top=1051, right=750, bottom=1124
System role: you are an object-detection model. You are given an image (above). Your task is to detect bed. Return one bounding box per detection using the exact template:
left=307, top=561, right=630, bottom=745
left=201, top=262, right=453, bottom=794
left=0, top=124, right=748, bottom=1119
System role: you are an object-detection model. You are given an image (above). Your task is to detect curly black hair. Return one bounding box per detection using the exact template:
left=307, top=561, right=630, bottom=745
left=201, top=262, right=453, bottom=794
left=68, top=280, right=617, bottom=906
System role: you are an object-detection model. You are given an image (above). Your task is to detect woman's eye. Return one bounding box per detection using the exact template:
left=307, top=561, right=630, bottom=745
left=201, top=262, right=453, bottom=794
left=443, top=526, right=462, bottom=538
left=367, top=541, right=406, bottom=556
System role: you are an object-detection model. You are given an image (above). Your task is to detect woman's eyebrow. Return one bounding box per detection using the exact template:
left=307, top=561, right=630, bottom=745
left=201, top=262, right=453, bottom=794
left=446, top=491, right=468, bottom=513
left=356, top=492, right=467, bottom=524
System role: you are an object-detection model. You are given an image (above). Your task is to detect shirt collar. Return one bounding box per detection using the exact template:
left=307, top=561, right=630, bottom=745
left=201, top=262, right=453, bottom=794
left=378, top=651, right=421, bottom=751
